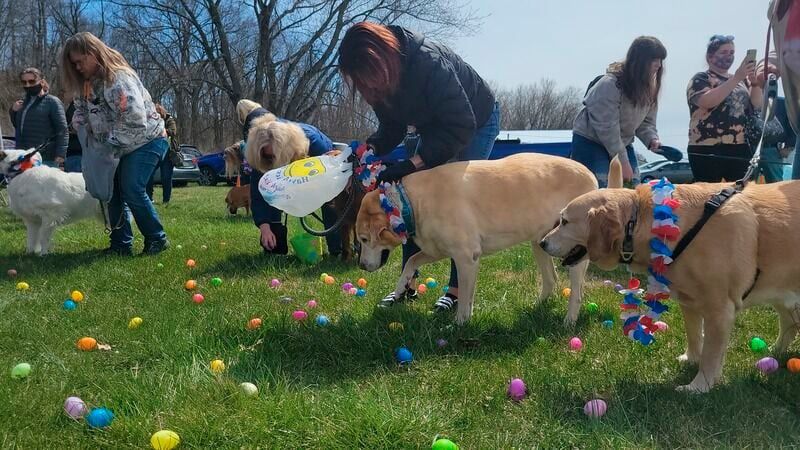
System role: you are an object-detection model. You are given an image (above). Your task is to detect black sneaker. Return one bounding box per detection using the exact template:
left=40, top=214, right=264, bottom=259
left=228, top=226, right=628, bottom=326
left=378, top=288, right=418, bottom=308
left=433, top=293, right=458, bottom=312
left=142, top=239, right=170, bottom=256
left=101, top=246, right=133, bottom=257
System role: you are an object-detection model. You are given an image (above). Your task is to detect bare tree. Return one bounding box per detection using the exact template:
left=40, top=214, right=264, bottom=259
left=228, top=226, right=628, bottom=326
left=495, top=79, right=583, bottom=130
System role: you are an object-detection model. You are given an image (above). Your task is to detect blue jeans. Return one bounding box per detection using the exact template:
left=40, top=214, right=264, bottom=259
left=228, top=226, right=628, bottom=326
left=64, top=155, right=82, bottom=173
left=401, top=101, right=501, bottom=290
left=570, top=133, right=640, bottom=188
left=108, top=138, right=168, bottom=249
left=146, top=156, right=175, bottom=203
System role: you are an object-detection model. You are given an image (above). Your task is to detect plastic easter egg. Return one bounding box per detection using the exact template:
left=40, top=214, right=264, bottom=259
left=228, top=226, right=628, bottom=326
left=292, top=310, right=308, bottom=321
left=128, top=317, right=143, bottom=329
left=316, top=315, right=330, bottom=327
left=749, top=337, right=767, bottom=352
left=507, top=378, right=527, bottom=402
left=270, top=278, right=281, bottom=288
left=388, top=322, right=404, bottom=332
left=348, top=287, right=358, bottom=295
left=586, top=302, right=599, bottom=314
left=357, top=278, right=367, bottom=288
left=342, top=282, right=354, bottom=292
left=210, top=277, right=222, bottom=287
left=425, top=278, right=438, bottom=289
left=150, top=429, right=181, bottom=450
left=186, top=259, right=196, bottom=268
left=192, top=293, right=204, bottom=304
left=239, top=382, right=258, bottom=397
left=756, top=356, right=779, bottom=374
left=602, top=320, right=614, bottom=329
left=63, top=300, right=77, bottom=311
left=157, top=263, right=164, bottom=268
left=176, top=245, right=183, bottom=250
left=787, top=358, right=800, bottom=373
left=76, top=337, right=97, bottom=351
left=654, top=321, right=668, bottom=332
left=11, top=363, right=31, bottom=379
left=16, top=282, right=29, bottom=291
left=86, top=407, right=114, bottom=428
left=320, top=273, right=329, bottom=282
left=246, top=318, right=262, bottom=330
left=395, top=346, right=413, bottom=365
left=324, top=276, right=335, bottom=285
left=7, top=269, right=17, bottom=278
left=431, top=438, right=459, bottom=450
left=63, top=396, right=88, bottom=419
left=584, top=399, right=607, bottom=418
left=436, top=338, right=448, bottom=348
left=569, top=337, right=583, bottom=351
left=417, top=284, right=428, bottom=294
left=201, top=244, right=208, bottom=250
left=356, top=289, right=366, bottom=297
left=614, top=284, right=624, bottom=292
left=603, top=280, right=613, bottom=287
left=184, top=280, right=197, bottom=290
left=210, top=359, right=225, bottom=373
left=562, top=288, right=571, bottom=298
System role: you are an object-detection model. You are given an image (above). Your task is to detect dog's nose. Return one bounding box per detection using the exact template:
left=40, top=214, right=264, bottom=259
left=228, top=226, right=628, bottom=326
left=539, top=239, right=548, bottom=250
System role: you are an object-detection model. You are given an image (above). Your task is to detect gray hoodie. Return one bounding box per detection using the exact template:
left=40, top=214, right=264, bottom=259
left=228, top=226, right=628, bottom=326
left=572, top=73, right=659, bottom=163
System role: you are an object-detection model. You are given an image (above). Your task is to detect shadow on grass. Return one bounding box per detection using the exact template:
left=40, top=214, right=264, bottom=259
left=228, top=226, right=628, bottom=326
left=219, top=295, right=593, bottom=387
left=0, top=249, right=103, bottom=277
left=197, top=250, right=360, bottom=280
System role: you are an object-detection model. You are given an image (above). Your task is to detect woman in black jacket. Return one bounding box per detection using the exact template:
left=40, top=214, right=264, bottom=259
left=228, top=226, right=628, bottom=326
left=338, top=21, right=501, bottom=312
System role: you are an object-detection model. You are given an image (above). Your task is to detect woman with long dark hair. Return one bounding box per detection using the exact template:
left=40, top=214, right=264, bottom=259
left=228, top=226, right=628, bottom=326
left=338, top=21, right=500, bottom=312
left=572, top=36, right=667, bottom=187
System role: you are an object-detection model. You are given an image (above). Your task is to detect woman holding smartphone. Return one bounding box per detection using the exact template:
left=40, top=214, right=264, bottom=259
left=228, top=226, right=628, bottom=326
left=686, top=35, right=764, bottom=182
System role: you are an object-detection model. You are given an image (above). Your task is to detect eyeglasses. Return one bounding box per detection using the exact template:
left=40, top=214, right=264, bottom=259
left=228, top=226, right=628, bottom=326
left=20, top=79, right=39, bottom=86
left=709, top=34, right=735, bottom=44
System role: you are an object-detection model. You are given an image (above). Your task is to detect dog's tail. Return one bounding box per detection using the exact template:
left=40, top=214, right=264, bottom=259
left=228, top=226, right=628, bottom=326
left=608, top=155, right=623, bottom=189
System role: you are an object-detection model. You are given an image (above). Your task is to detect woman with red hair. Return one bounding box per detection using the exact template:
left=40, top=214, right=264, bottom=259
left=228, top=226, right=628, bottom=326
left=339, top=21, right=500, bottom=312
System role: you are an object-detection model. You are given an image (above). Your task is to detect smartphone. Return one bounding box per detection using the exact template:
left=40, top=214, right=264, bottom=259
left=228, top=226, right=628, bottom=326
left=745, top=49, right=757, bottom=65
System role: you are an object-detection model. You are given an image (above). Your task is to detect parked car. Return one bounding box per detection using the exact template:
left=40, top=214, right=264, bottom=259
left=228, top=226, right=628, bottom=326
left=152, top=150, right=201, bottom=187
left=640, top=159, right=694, bottom=184
left=196, top=150, right=228, bottom=186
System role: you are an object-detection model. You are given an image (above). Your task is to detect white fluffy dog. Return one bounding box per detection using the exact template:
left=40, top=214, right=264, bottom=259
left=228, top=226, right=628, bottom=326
left=0, top=149, right=100, bottom=255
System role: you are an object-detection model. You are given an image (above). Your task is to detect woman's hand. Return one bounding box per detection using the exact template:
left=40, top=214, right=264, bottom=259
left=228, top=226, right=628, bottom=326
left=648, top=139, right=662, bottom=151
left=259, top=224, right=277, bottom=250
left=621, top=158, right=634, bottom=181
left=12, top=100, right=23, bottom=112
left=735, top=60, right=756, bottom=82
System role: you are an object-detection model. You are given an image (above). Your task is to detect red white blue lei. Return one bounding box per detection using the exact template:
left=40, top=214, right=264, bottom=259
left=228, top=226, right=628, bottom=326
left=620, top=178, right=680, bottom=345
left=378, top=182, right=409, bottom=244
left=354, top=144, right=385, bottom=191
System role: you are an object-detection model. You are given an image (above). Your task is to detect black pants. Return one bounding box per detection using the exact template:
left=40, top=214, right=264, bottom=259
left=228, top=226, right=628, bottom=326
left=260, top=222, right=290, bottom=255
left=687, top=144, right=752, bottom=183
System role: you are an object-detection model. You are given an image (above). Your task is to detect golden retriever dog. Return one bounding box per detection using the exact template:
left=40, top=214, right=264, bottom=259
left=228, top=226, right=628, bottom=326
left=245, top=114, right=309, bottom=173
left=356, top=153, right=599, bottom=325
left=540, top=163, right=800, bottom=393
left=225, top=184, right=251, bottom=215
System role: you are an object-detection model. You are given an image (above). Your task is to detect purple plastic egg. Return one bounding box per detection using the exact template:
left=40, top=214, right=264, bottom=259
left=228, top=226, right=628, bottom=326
left=584, top=399, right=607, bottom=418
left=507, top=378, right=527, bottom=402
left=756, top=356, right=779, bottom=374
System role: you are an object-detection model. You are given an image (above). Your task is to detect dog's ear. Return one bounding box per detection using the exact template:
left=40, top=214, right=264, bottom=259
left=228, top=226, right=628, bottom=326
left=586, top=205, right=622, bottom=261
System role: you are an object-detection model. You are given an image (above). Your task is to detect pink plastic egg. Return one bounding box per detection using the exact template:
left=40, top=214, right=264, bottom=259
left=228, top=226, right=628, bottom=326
left=192, top=293, right=204, bottom=304
left=292, top=310, right=308, bottom=321
left=348, top=287, right=358, bottom=295
left=507, top=378, right=527, bottom=402
left=307, top=300, right=318, bottom=309
left=655, top=321, right=669, bottom=332
left=584, top=399, right=607, bottom=418
left=270, top=279, right=281, bottom=288
left=569, top=337, right=583, bottom=351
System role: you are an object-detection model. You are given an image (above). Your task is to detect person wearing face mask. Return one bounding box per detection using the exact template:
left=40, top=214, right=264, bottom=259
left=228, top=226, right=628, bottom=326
left=686, top=35, right=764, bottom=182
left=8, top=68, right=68, bottom=167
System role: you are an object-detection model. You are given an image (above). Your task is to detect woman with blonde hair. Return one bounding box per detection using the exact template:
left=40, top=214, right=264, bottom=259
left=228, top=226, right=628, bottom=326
left=62, top=31, right=169, bottom=256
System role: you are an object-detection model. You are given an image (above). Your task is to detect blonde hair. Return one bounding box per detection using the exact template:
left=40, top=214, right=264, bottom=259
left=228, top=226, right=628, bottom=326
left=245, top=114, right=310, bottom=172
left=61, top=32, right=134, bottom=96
left=237, top=99, right=262, bottom=125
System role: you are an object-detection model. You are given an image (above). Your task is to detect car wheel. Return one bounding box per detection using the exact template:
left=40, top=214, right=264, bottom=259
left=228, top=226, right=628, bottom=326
left=199, top=167, right=218, bottom=186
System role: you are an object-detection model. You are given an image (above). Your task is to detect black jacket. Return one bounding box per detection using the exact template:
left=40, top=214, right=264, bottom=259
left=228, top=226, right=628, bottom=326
left=366, top=26, right=496, bottom=167
left=9, top=93, right=68, bottom=160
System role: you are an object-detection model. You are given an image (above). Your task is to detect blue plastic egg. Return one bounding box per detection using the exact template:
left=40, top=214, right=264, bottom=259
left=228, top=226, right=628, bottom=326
left=602, top=320, right=614, bottom=329
left=356, top=289, right=366, bottom=297
left=63, top=300, right=77, bottom=311
left=316, top=315, right=330, bottom=326
left=395, top=346, right=413, bottom=365
left=86, top=407, right=114, bottom=428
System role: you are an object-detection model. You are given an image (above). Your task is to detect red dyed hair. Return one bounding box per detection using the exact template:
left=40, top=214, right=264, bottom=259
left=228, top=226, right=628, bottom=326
left=338, top=22, right=402, bottom=105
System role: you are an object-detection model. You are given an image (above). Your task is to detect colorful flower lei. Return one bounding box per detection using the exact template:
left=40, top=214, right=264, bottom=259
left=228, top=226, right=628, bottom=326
left=620, top=178, right=680, bottom=345
left=378, top=182, right=408, bottom=244
left=354, top=144, right=386, bottom=191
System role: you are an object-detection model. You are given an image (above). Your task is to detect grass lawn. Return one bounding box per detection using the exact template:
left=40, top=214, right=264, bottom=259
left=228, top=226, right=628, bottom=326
left=1, top=185, right=799, bottom=449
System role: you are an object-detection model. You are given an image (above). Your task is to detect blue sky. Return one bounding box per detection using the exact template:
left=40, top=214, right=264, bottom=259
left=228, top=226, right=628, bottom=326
left=450, top=0, right=771, bottom=155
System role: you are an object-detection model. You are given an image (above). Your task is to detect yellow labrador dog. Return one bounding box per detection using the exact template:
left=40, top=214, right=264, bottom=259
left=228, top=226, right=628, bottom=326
left=540, top=164, right=800, bottom=393
left=356, top=153, right=598, bottom=326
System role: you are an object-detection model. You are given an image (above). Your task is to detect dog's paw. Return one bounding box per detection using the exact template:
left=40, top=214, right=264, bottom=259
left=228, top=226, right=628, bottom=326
left=677, top=352, right=700, bottom=364
left=562, top=314, right=577, bottom=328
left=675, top=382, right=710, bottom=394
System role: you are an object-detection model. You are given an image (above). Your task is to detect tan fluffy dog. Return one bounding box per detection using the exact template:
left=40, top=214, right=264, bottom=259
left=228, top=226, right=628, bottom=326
left=225, top=184, right=251, bottom=215
left=356, top=153, right=599, bottom=325
left=244, top=114, right=309, bottom=173
left=540, top=166, right=800, bottom=393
